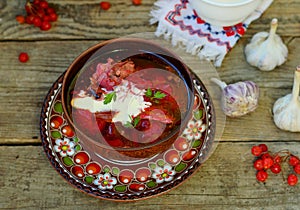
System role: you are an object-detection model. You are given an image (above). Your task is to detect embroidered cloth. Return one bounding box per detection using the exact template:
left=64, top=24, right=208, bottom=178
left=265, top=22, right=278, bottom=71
left=150, top=0, right=273, bottom=67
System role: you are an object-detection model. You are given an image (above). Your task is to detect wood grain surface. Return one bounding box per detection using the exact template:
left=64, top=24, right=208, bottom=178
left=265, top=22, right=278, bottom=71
left=0, top=0, right=300, bottom=209
left=1, top=143, right=300, bottom=210
left=0, top=0, right=299, bottom=40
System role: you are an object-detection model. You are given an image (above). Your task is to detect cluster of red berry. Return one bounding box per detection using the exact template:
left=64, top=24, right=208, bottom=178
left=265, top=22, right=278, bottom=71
left=100, top=0, right=142, bottom=10
left=16, top=0, right=58, bottom=31
left=251, top=144, right=300, bottom=186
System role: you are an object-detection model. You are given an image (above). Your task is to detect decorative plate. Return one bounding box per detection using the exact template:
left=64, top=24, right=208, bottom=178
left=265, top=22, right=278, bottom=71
left=40, top=71, right=216, bottom=201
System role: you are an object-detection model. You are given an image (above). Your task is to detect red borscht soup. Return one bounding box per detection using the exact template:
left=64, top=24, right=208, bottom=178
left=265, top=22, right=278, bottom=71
left=67, top=47, right=192, bottom=150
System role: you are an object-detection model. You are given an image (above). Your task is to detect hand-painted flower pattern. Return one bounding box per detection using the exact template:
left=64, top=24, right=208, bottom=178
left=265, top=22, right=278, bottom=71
left=93, top=173, right=117, bottom=190
left=152, top=164, right=175, bottom=184
left=183, top=120, right=206, bottom=141
left=54, top=138, right=75, bottom=157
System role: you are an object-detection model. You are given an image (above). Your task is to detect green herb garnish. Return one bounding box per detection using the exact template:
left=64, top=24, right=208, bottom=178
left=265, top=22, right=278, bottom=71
left=153, top=91, right=166, bottom=99
left=145, top=88, right=166, bottom=100
left=124, top=115, right=140, bottom=128
left=103, top=92, right=116, bottom=105
left=133, top=116, right=140, bottom=127
left=145, top=88, right=153, bottom=98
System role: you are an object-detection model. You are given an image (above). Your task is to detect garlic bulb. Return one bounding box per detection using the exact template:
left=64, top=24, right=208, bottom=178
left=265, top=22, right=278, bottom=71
left=273, top=66, right=300, bottom=132
left=211, top=78, right=259, bottom=117
left=245, top=18, right=288, bottom=71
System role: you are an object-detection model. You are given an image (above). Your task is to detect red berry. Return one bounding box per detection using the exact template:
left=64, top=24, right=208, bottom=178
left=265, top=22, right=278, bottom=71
left=287, top=174, right=298, bottom=186
left=46, top=7, right=56, bottom=15
left=18, top=52, right=29, bottom=63
left=25, top=0, right=36, bottom=12
left=49, top=13, right=58, bottom=22
left=132, top=0, right=142, bottom=5
left=40, top=21, right=51, bottom=31
left=100, top=1, right=111, bottom=10
left=251, top=145, right=262, bottom=157
left=39, top=1, right=49, bottom=9
left=36, top=9, right=46, bottom=19
left=256, top=170, right=268, bottom=182
left=270, top=163, right=281, bottom=174
left=273, top=155, right=281, bottom=164
left=26, top=15, right=35, bottom=24
left=43, top=15, right=51, bottom=22
left=289, top=155, right=300, bottom=166
left=33, top=16, right=42, bottom=27
left=16, top=15, right=25, bottom=24
left=253, top=159, right=264, bottom=171
left=33, top=0, right=41, bottom=5
left=294, top=163, right=300, bottom=175
left=263, top=157, right=274, bottom=170
left=258, top=144, right=268, bottom=153
left=261, top=152, right=272, bottom=160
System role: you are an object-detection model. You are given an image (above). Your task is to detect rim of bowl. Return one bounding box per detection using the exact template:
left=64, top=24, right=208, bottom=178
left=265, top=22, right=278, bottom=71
left=199, top=0, right=259, bottom=7
left=61, top=37, right=194, bottom=152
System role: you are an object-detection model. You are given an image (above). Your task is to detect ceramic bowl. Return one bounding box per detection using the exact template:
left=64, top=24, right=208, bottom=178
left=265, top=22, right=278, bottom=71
left=190, top=0, right=262, bottom=26
left=61, top=38, right=195, bottom=161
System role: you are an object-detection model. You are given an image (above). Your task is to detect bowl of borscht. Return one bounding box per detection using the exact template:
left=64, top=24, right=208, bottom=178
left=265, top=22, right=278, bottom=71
left=61, top=38, right=195, bottom=161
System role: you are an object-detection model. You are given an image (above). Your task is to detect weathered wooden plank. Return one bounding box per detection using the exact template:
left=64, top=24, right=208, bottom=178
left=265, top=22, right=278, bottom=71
left=1, top=143, right=300, bottom=209
left=0, top=40, right=99, bottom=142
left=0, top=0, right=157, bottom=40
left=0, top=0, right=299, bottom=41
left=1, top=37, right=300, bottom=144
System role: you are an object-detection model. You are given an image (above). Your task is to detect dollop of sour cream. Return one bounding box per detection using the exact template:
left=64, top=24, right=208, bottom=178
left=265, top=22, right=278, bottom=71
left=71, top=80, right=152, bottom=124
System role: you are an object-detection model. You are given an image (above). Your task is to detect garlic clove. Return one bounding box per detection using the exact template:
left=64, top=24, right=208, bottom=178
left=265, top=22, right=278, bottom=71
left=273, top=66, right=300, bottom=132
left=211, top=78, right=259, bottom=117
left=245, top=18, right=288, bottom=71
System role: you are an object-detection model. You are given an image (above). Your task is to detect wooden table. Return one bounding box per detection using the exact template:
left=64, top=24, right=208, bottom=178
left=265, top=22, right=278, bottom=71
left=1, top=0, right=300, bottom=209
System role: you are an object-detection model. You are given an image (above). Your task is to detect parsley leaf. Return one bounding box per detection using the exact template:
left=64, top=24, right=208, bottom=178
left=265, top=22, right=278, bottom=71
left=145, top=88, right=152, bottom=97
left=153, top=91, right=166, bottom=99
left=103, top=92, right=116, bottom=105
left=133, top=116, right=140, bottom=127
left=145, top=88, right=166, bottom=100
left=124, top=115, right=140, bottom=128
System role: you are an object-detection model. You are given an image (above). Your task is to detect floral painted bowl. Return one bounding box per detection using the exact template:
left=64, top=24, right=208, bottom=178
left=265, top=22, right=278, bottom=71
left=61, top=38, right=195, bottom=161
left=40, top=69, right=216, bottom=201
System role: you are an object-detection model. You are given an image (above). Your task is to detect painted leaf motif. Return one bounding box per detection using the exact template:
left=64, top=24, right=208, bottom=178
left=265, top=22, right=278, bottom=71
left=84, top=176, right=94, bottom=184
left=62, top=156, right=74, bottom=166
left=54, top=102, right=63, bottom=114
left=112, top=167, right=120, bottom=175
left=146, top=180, right=158, bottom=188
left=194, top=109, right=203, bottom=120
left=114, top=185, right=127, bottom=192
left=192, top=140, right=202, bottom=148
left=51, top=131, right=62, bottom=138
left=175, top=162, right=187, bottom=173
left=157, top=159, right=165, bottom=167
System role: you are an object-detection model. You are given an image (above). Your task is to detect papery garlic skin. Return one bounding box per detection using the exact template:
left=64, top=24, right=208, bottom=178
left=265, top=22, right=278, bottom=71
left=245, top=18, right=288, bottom=71
left=273, top=66, right=300, bottom=132
left=211, top=78, right=259, bottom=117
